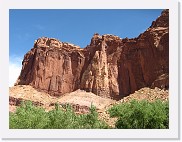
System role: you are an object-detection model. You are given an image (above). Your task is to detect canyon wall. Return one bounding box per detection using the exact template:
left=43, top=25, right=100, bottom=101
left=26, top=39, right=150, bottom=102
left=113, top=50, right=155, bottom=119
left=15, top=10, right=169, bottom=100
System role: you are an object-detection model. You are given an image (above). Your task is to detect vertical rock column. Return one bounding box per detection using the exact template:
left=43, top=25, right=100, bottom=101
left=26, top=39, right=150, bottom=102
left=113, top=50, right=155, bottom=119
left=81, top=36, right=110, bottom=98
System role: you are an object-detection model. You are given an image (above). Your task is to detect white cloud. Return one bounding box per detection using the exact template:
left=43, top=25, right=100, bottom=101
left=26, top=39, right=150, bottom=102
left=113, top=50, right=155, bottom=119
left=9, top=56, right=22, bottom=87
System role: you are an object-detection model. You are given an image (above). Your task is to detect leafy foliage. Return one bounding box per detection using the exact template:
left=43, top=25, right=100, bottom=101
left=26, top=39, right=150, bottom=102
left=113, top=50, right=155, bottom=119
left=108, top=99, right=169, bottom=129
left=10, top=99, right=169, bottom=129
left=10, top=101, right=50, bottom=129
left=9, top=101, right=109, bottom=129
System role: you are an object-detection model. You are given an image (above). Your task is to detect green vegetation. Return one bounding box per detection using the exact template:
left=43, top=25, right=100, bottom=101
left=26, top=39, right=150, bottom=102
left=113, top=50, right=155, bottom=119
left=10, top=101, right=49, bottom=129
left=10, top=99, right=169, bottom=129
left=9, top=101, right=109, bottom=129
left=108, top=100, right=169, bottom=129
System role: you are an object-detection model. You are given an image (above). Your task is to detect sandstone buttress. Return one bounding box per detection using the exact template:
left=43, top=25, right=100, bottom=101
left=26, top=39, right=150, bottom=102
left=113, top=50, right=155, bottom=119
left=15, top=10, right=169, bottom=100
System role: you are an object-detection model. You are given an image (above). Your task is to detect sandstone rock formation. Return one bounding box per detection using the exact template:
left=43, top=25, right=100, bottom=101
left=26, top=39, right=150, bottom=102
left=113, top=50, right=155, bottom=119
left=15, top=9, right=169, bottom=100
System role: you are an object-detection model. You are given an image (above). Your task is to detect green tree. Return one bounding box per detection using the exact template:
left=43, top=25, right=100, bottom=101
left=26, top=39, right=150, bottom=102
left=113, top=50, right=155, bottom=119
left=108, top=99, right=169, bottom=129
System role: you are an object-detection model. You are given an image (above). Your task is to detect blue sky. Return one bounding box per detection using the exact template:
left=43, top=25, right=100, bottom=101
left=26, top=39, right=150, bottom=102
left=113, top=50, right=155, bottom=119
left=9, top=9, right=163, bottom=86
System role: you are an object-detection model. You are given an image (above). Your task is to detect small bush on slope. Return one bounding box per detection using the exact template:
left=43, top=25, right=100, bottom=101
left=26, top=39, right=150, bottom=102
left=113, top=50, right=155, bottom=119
left=47, top=103, right=108, bottom=129
left=108, top=99, right=169, bottom=129
left=9, top=101, right=109, bottom=129
left=9, top=101, right=50, bottom=129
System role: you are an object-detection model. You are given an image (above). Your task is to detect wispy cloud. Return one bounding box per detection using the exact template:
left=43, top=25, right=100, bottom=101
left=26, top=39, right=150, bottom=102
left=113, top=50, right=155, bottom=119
left=9, top=56, right=23, bottom=87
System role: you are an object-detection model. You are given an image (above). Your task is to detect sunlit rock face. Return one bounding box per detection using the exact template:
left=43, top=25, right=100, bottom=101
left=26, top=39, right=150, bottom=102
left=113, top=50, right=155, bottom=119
left=16, top=10, right=169, bottom=100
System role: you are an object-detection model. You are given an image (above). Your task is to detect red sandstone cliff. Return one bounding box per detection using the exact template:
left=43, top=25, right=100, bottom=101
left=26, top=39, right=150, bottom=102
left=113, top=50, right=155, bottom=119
left=15, top=9, right=169, bottom=100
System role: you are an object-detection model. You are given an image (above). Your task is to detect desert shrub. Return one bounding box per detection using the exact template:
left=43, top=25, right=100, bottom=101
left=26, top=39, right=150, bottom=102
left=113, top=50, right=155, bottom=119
left=108, top=99, right=169, bottom=129
left=76, top=105, right=109, bottom=129
left=10, top=101, right=109, bottom=129
left=47, top=103, right=77, bottom=129
left=9, top=101, right=49, bottom=129
left=47, top=103, right=108, bottom=129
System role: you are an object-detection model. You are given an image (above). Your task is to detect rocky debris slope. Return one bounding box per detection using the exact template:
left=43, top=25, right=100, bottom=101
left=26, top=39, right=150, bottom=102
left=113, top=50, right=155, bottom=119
left=117, top=87, right=168, bottom=103
left=9, top=85, right=57, bottom=112
left=10, top=85, right=56, bottom=107
left=15, top=10, right=169, bottom=100
left=9, top=85, right=115, bottom=113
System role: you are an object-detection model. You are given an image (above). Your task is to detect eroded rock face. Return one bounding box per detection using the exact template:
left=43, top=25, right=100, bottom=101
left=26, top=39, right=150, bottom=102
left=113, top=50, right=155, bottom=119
left=16, top=10, right=169, bottom=100
left=16, top=38, right=85, bottom=96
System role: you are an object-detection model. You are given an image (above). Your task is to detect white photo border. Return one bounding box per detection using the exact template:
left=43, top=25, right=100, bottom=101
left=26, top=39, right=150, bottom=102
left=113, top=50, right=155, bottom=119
left=0, top=0, right=179, bottom=139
